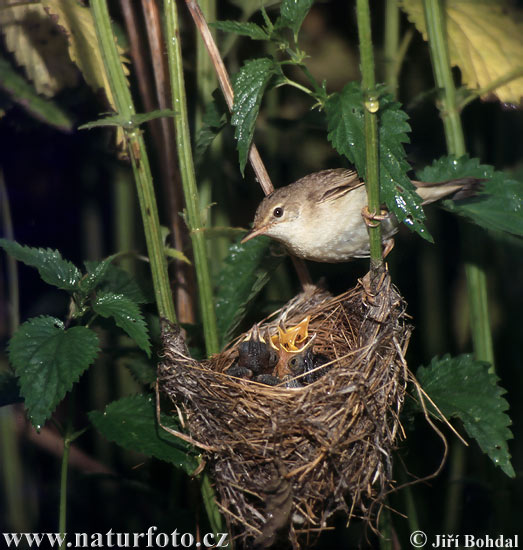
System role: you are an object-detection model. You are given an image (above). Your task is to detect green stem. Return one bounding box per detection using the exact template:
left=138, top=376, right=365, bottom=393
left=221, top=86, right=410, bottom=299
left=90, top=0, right=176, bottom=324
left=384, top=0, right=400, bottom=96
left=58, top=436, right=71, bottom=546
left=422, top=0, right=465, bottom=155
left=164, top=0, right=219, bottom=356
left=422, top=0, right=494, bottom=368
left=356, top=0, right=382, bottom=268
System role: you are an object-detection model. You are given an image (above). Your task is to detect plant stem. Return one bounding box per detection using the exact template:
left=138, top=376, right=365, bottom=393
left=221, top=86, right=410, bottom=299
left=90, top=0, right=176, bottom=324
left=356, top=0, right=382, bottom=268
left=164, top=0, right=219, bottom=356
left=58, top=435, right=71, bottom=545
left=384, top=0, right=400, bottom=96
left=422, top=0, right=495, bottom=535
left=422, top=0, right=494, bottom=367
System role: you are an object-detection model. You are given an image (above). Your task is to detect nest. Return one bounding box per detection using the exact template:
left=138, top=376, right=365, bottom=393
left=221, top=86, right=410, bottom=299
left=159, top=266, right=412, bottom=549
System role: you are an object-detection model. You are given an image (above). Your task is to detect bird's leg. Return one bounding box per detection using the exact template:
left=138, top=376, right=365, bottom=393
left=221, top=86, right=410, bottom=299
left=361, top=205, right=388, bottom=227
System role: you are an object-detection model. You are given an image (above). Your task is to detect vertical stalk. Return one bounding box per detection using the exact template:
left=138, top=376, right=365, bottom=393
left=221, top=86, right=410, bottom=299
left=356, top=0, right=383, bottom=268
left=58, top=436, right=71, bottom=546
left=384, top=0, right=400, bottom=96
left=164, top=0, right=219, bottom=356
left=90, top=0, right=177, bottom=324
left=422, top=0, right=494, bottom=368
left=422, top=0, right=495, bottom=535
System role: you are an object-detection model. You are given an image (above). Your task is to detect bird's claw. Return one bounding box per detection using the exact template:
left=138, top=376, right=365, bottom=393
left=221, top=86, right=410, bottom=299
left=361, top=205, right=388, bottom=227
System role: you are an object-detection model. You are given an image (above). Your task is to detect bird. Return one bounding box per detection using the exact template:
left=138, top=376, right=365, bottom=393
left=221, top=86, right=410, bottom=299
left=241, top=168, right=479, bottom=262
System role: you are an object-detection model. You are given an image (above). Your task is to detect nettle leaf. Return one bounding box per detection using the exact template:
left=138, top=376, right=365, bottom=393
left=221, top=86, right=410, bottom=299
left=416, top=156, right=523, bottom=239
left=232, top=58, right=277, bottom=174
left=325, top=83, right=431, bottom=241
left=89, top=394, right=198, bottom=474
left=277, top=0, right=314, bottom=38
left=215, top=237, right=282, bottom=348
left=400, top=0, right=523, bottom=105
left=92, top=292, right=151, bottom=357
left=0, top=239, right=81, bottom=291
left=8, top=316, right=99, bottom=428
left=79, top=110, right=176, bottom=131
left=211, top=20, right=269, bottom=40
left=0, top=55, right=73, bottom=131
left=195, top=95, right=227, bottom=168
left=79, top=256, right=115, bottom=295
left=84, top=262, right=150, bottom=304
left=417, top=354, right=514, bottom=478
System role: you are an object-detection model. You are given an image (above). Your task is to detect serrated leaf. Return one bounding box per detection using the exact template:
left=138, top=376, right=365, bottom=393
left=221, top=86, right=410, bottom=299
left=78, top=109, right=176, bottom=130
left=195, top=95, right=227, bottom=167
left=165, top=247, right=191, bottom=264
left=211, top=20, right=269, bottom=40
left=8, top=317, right=99, bottom=427
left=84, top=263, right=150, bottom=304
left=325, top=83, right=431, bottom=240
left=89, top=394, right=198, bottom=473
left=0, top=239, right=81, bottom=291
left=416, top=155, right=523, bottom=239
left=79, top=255, right=115, bottom=295
left=277, top=0, right=314, bottom=39
left=119, top=353, right=157, bottom=386
left=400, top=0, right=523, bottom=105
left=0, top=55, right=73, bottom=130
left=0, top=0, right=78, bottom=97
left=215, top=237, right=282, bottom=347
left=0, top=371, right=22, bottom=407
left=232, top=58, right=277, bottom=174
left=417, top=354, right=514, bottom=477
left=93, top=292, right=151, bottom=357
left=41, top=0, right=129, bottom=147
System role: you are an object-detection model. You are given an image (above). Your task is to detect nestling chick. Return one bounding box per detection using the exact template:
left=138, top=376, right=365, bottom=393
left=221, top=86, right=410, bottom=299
left=242, top=169, right=479, bottom=262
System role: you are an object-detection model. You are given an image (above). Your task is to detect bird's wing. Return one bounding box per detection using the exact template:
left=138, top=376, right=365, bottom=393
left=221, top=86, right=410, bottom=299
left=311, top=169, right=365, bottom=203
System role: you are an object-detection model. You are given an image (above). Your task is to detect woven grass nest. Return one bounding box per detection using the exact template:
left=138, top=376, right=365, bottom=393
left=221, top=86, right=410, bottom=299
left=159, top=266, right=412, bottom=549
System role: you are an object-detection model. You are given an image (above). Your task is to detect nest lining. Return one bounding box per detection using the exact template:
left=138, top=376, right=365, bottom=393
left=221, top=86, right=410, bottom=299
left=160, top=268, right=411, bottom=549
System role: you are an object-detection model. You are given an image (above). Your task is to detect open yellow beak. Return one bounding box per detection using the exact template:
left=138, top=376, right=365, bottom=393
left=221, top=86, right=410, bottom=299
left=241, top=224, right=270, bottom=244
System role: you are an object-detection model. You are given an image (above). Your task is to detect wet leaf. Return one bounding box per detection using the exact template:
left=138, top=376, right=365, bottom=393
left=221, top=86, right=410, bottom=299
left=417, top=354, right=514, bottom=477
left=211, top=20, right=269, bottom=40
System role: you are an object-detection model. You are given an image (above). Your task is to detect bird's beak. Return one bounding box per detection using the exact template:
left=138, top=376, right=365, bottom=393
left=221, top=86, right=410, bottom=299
left=241, top=224, right=270, bottom=244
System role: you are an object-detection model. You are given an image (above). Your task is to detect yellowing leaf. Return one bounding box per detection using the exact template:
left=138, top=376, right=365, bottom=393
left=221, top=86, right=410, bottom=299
left=41, top=0, right=128, bottom=108
left=401, top=0, right=523, bottom=105
left=41, top=0, right=129, bottom=147
left=0, top=0, right=78, bottom=97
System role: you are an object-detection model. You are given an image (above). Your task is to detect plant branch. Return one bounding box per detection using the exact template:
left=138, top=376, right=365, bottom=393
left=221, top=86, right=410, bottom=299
left=356, top=0, right=383, bottom=268
left=90, top=0, right=177, bottom=324
left=164, top=0, right=219, bottom=356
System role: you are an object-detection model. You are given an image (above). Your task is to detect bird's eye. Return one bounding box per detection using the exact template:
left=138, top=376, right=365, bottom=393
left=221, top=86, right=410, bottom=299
left=273, top=207, right=284, bottom=218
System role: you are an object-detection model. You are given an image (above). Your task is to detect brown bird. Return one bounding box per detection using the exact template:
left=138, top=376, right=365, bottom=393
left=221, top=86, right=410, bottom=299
left=242, top=168, right=478, bottom=262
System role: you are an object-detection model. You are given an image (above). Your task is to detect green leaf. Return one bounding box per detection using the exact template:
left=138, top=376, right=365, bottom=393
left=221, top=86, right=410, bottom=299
left=231, top=58, right=277, bottom=174
left=277, top=0, right=314, bottom=39
left=8, top=317, right=99, bottom=427
left=416, top=354, right=514, bottom=477
left=215, top=237, right=282, bottom=347
left=0, top=55, right=73, bottom=131
left=211, top=20, right=269, bottom=40
left=195, top=95, right=227, bottom=167
left=89, top=394, right=198, bottom=473
left=165, top=247, right=191, bottom=264
left=416, top=155, right=523, bottom=239
left=79, top=255, right=116, bottom=295
left=0, top=371, right=22, bottom=407
left=325, top=83, right=431, bottom=241
left=119, top=353, right=157, bottom=386
left=84, top=263, right=150, bottom=304
left=0, top=239, right=81, bottom=291
left=79, top=109, right=176, bottom=130
left=92, top=292, right=151, bottom=357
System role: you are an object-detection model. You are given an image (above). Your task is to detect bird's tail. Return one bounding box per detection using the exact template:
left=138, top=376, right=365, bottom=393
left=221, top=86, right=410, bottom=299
left=412, top=177, right=484, bottom=205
